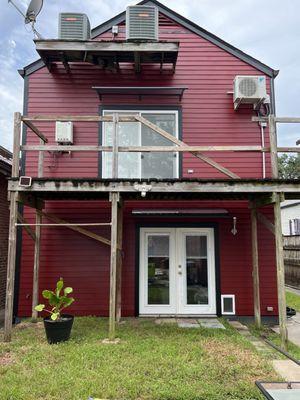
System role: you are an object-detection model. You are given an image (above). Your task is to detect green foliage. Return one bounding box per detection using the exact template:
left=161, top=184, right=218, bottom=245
left=34, top=278, right=74, bottom=321
left=278, top=154, right=300, bottom=179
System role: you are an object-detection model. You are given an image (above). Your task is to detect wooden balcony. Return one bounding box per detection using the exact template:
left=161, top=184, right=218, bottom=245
left=34, top=39, right=179, bottom=73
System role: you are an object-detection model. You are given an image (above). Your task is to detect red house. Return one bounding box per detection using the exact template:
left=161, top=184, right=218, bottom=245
left=4, top=0, right=300, bottom=343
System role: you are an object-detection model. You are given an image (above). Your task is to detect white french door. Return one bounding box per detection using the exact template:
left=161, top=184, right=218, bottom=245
left=139, top=228, right=216, bottom=315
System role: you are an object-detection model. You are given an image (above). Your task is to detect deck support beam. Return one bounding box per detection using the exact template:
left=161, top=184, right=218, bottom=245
left=108, top=192, right=119, bottom=340
left=250, top=203, right=261, bottom=328
left=31, top=211, right=42, bottom=321
left=274, top=194, right=288, bottom=350
left=4, top=112, right=21, bottom=342
left=116, top=199, right=123, bottom=323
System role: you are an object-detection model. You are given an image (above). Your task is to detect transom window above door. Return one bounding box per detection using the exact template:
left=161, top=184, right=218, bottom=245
left=102, top=110, right=179, bottom=179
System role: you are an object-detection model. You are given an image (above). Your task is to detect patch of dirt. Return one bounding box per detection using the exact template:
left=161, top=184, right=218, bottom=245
left=0, top=352, right=14, bottom=366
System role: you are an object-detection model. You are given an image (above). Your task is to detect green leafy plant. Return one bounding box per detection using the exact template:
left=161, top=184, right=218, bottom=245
left=35, top=278, right=75, bottom=321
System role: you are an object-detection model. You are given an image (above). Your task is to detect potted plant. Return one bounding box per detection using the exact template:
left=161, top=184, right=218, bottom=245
left=35, top=278, right=75, bottom=344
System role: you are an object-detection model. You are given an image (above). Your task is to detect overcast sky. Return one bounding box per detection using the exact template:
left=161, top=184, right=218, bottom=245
left=0, top=0, right=299, bottom=150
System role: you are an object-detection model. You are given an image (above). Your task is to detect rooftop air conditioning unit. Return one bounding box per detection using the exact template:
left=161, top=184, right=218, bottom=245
left=126, top=5, right=159, bottom=41
left=59, top=13, right=91, bottom=40
left=233, top=75, right=267, bottom=110
left=55, top=121, right=73, bottom=144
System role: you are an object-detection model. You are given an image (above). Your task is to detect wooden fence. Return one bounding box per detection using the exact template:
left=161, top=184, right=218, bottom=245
left=284, top=235, right=300, bottom=288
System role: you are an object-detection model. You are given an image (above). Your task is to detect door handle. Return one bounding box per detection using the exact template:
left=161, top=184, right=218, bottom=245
left=178, top=265, right=182, bottom=275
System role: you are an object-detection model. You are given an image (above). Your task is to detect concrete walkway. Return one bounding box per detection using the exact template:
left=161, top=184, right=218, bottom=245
left=272, top=314, right=300, bottom=347
left=228, top=320, right=300, bottom=381
left=286, top=286, right=300, bottom=296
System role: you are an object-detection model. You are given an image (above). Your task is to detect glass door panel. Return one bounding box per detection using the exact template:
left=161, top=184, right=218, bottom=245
left=177, top=229, right=216, bottom=315
left=186, top=236, right=208, bottom=305
left=147, top=235, right=170, bottom=305
left=141, top=113, right=177, bottom=178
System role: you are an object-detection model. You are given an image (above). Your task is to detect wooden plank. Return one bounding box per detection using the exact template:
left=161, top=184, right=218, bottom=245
left=15, top=193, right=44, bottom=210
left=135, top=115, right=240, bottom=179
left=249, top=193, right=277, bottom=209
left=12, top=112, right=21, bottom=178
left=116, top=198, right=123, bottom=323
left=17, top=212, right=36, bottom=241
left=257, top=211, right=275, bottom=235
left=38, top=139, right=44, bottom=178
left=277, top=147, right=300, bottom=153
left=268, top=115, right=279, bottom=178
left=22, top=120, right=48, bottom=143
left=109, top=192, right=119, bottom=340
left=35, top=40, right=179, bottom=53
left=31, top=211, right=41, bottom=321
left=8, top=179, right=300, bottom=194
left=4, top=192, right=18, bottom=342
left=250, top=204, right=261, bottom=328
left=16, top=222, right=111, bottom=227
left=21, top=145, right=266, bottom=153
left=275, top=117, right=300, bottom=123
left=22, top=115, right=136, bottom=122
left=274, top=194, right=288, bottom=350
left=39, top=211, right=112, bottom=248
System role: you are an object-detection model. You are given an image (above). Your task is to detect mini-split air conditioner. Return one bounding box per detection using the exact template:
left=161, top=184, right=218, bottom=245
left=233, top=75, right=267, bottom=110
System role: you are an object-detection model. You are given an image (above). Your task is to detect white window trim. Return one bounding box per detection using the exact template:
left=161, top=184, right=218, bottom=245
left=221, top=294, right=236, bottom=315
left=102, top=109, right=179, bottom=179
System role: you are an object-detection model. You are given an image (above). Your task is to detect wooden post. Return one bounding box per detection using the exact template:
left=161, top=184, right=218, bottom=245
left=31, top=211, right=41, bottom=321
left=4, top=112, right=21, bottom=342
left=38, top=138, right=44, bottom=178
left=274, top=194, right=288, bottom=350
left=268, top=115, right=278, bottom=178
left=12, top=112, right=22, bottom=178
left=4, top=193, right=18, bottom=342
left=108, top=192, right=119, bottom=340
left=250, top=204, right=261, bottom=328
left=116, top=198, right=123, bottom=323
left=112, top=113, right=118, bottom=179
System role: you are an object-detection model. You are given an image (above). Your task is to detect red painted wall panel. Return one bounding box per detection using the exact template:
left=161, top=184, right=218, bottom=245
left=18, top=13, right=277, bottom=317
left=18, top=201, right=277, bottom=317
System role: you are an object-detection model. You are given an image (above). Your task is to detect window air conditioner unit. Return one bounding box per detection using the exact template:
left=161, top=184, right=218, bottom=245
left=233, top=75, right=267, bottom=110
left=59, top=13, right=91, bottom=40
left=126, top=5, right=159, bottom=41
left=55, top=121, right=73, bottom=144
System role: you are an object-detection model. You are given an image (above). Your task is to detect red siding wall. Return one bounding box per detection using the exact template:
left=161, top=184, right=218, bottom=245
left=18, top=12, right=277, bottom=317
left=18, top=201, right=278, bottom=317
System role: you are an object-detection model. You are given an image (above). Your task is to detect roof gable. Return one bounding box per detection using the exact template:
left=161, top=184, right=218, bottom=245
left=20, top=0, right=278, bottom=77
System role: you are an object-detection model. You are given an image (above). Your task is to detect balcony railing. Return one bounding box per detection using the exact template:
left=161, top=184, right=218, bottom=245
left=11, top=112, right=300, bottom=181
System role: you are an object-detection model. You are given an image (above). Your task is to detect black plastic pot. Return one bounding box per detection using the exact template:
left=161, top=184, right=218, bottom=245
left=43, top=314, right=74, bottom=344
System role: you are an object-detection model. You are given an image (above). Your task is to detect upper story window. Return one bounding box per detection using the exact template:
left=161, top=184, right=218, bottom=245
left=102, top=110, right=179, bottom=179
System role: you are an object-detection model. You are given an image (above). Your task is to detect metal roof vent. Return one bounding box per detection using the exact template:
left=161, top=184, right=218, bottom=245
left=126, top=5, right=159, bottom=41
left=59, top=13, right=91, bottom=40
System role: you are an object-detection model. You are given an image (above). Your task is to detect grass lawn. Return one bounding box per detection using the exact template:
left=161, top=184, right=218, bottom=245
left=286, top=289, right=300, bottom=312
left=0, top=318, right=278, bottom=400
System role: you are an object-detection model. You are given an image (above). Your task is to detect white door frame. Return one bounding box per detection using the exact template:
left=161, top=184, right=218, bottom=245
left=139, top=227, right=216, bottom=316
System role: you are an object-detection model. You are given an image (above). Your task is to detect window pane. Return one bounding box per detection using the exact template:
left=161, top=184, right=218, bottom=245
left=141, top=113, right=177, bottom=178
left=186, top=235, right=208, bottom=305
left=147, top=235, right=170, bottom=305
left=186, top=236, right=207, bottom=258
left=102, top=113, right=140, bottom=178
